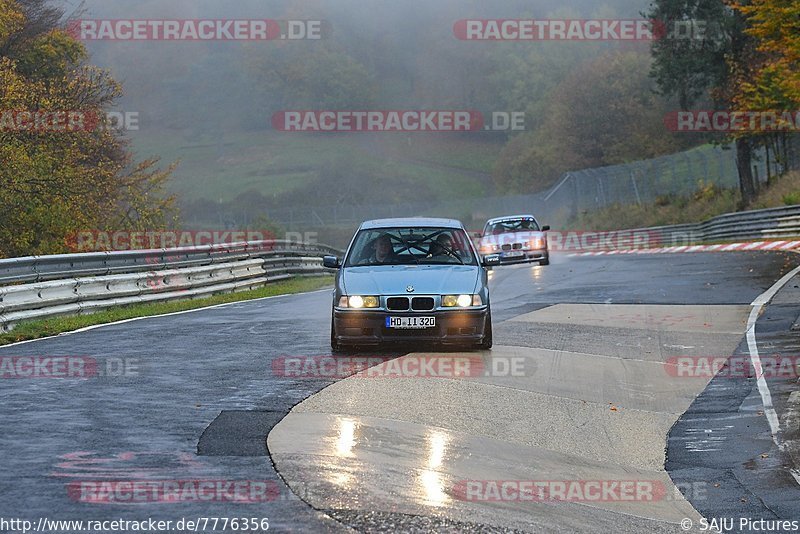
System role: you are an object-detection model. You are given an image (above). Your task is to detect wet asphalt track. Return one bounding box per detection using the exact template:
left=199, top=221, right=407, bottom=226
left=0, top=250, right=798, bottom=533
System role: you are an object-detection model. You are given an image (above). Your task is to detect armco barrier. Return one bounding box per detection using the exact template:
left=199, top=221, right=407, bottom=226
left=0, top=240, right=342, bottom=285
left=0, top=240, right=342, bottom=332
left=618, top=205, right=800, bottom=248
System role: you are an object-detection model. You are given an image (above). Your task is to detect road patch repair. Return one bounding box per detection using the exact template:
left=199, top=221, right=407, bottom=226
left=268, top=303, right=752, bottom=532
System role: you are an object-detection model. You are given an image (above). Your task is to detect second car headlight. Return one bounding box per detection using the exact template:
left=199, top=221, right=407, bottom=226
left=530, top=237, right=546, bottom=249
left=339, top=295, right=380, bottom=308
left=442, top=294, right=482, bottom=307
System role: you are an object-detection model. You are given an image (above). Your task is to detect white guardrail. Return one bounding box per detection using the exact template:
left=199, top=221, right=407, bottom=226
left=0, top=240, right=343, bottom=333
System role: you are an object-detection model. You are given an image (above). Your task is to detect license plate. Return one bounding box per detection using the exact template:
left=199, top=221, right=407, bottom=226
left=503, top=250, right=525, bottom=258
left=386, top=316, right=436, bottom=329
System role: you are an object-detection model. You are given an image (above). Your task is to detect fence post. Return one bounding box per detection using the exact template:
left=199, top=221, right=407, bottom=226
left=571, top=173, right=579, bottom=220
left=630, top=171, right=642, bottom=206
left=595, top=171, right=607, bottom=207
left=685, top=152, right=694, bottom=190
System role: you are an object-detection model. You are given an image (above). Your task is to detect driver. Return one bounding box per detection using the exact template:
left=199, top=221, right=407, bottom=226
left=427, top=233, right=455, bottom=259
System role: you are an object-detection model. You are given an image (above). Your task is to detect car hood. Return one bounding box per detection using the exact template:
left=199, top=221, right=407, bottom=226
left=479, top=231, right=545, bottom=246
left=342, top=264, right=480, bottom=295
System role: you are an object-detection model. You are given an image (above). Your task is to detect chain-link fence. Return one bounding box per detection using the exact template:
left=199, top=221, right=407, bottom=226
left=542, top=139, right=800, bottom=225
left=544, top=145, right=740, bottom=225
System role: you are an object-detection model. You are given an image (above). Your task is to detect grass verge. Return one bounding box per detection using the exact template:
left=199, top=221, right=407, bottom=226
left=0, top=275, right=333, bottom=346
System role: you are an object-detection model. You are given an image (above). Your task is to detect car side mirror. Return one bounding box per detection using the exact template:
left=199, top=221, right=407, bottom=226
left=323, top=255, right=341, bottom=269
left=542, top=225, right=551, bottom=232
left=483, top=254, right=501, bottom=267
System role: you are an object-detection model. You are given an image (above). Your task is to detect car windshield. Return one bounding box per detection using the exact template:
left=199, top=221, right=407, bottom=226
left=345, top=227, right=477, bottom=267
left=485, top=218, right=540, bottom=235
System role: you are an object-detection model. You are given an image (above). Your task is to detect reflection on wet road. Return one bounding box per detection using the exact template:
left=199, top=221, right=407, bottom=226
left=270, top=251, right=800, bottom=532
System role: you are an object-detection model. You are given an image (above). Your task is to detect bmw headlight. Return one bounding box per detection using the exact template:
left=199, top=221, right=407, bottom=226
left=442, top=294, right=482, bottom=307
left=339, top=295, right=380, bottom=308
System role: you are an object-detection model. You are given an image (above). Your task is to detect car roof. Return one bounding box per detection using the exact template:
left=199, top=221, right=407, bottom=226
left=359, top=218, right=465, bottom=230
left=485, top=215, right=538, bottom=225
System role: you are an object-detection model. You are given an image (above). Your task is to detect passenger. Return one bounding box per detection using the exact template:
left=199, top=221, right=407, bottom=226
left=368, top=234, right=398, bottom=264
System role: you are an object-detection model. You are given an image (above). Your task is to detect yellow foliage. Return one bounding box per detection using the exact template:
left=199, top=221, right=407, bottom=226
left=733, top=0, right=800, bottom=108
left=0, top=0, right=24, bottom=43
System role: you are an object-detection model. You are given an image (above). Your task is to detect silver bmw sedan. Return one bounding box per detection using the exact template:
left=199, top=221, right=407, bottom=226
left=323, top=218, right=499, bottom=350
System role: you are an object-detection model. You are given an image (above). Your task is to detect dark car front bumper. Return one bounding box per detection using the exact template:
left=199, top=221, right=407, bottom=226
left=333, top=308, right=488, bottom=346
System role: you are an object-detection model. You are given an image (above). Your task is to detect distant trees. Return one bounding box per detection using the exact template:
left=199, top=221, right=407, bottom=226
left=0, top=0, right=176, bottom=257
left=492, top=50, right=693, bottom=193
left=246, top=44, right=376, bottom=113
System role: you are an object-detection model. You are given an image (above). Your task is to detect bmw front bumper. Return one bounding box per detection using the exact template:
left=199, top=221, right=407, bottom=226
left=333, top=308, right=488, bottom=346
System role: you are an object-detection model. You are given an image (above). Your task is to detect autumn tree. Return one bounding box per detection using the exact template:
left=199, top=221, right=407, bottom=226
left=0, top=0, right=176, bottom=257
left=646, top=0, right=762, bottom=205
left=731, top=0, right=800, bottom=179
left=736, top=0, right=800, bottom=103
